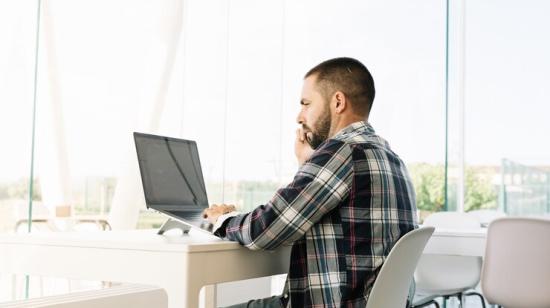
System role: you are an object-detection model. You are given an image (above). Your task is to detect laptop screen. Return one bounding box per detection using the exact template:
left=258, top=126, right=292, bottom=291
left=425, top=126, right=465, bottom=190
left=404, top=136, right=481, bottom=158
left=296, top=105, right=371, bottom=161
left=134, top=132, right=209, bottom=210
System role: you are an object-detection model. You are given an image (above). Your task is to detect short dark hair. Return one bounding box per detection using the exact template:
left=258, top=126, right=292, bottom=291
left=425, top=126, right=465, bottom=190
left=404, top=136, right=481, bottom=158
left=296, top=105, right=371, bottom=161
left=305, top=57, right=375, bottom=116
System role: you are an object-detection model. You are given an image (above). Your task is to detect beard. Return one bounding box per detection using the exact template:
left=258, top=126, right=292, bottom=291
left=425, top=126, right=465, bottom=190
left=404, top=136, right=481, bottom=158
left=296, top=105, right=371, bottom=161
left=304, top=110, right=331, bottom=150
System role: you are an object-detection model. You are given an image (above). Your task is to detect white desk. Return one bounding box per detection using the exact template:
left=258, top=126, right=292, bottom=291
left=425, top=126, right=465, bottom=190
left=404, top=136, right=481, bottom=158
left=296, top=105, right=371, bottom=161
left=425, top=228, right=487, bottom=257
left=0, top=230, right=290, bottom=308
left=0, top=227, right=485, bottom=307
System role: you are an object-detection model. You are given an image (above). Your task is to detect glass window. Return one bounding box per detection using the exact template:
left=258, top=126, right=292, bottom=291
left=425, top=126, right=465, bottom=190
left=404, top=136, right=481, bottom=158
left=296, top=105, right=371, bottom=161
left=0, top=1, right=36, bottom=234
left=29, top=0, right=187, bottom=230
left=464, top=0, right=550, bottom=216
left=8, top=0, right=520, bottom=232
left=180, top=0, right=447, bottom=218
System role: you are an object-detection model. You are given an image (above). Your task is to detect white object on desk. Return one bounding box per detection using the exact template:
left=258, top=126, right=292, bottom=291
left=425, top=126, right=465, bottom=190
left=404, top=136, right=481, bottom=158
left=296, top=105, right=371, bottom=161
left=0, top=229, right=290, bottom=308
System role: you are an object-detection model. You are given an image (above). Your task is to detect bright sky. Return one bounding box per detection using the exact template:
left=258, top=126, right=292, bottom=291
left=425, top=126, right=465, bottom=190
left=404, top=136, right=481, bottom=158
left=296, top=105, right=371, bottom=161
left=1, top=0, right=549, bottom=184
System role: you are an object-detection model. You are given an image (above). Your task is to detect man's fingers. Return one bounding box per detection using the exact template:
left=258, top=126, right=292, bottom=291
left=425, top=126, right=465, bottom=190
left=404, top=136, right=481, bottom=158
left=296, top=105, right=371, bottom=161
left=306, top=132, right=313, bottom=143
left=221, top=205, right=236, bottom=214
left=204, top=204, right=235, bottom=219
left=296, top=128, right=306, bottom=142
left=296, top=129, right=303, bottom=141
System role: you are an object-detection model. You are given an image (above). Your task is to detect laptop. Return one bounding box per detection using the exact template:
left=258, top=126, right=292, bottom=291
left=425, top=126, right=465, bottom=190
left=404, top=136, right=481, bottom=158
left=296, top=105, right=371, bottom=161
left=134, top=132, right=215, bottom=236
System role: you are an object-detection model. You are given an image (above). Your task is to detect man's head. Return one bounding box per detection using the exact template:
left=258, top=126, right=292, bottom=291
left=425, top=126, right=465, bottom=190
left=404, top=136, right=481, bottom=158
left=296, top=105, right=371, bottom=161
left=297, top=57, right=375, bottom=149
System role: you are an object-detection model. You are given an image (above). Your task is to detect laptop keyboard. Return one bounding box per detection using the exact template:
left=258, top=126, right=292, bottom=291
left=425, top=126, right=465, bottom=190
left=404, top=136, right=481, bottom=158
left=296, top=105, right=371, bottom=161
left=168, top=210, right=204, bottom=221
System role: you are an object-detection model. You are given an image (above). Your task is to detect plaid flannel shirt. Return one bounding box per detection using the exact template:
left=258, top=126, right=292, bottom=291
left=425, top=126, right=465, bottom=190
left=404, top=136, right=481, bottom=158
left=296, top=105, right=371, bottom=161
left=218, top=121, right=418, bottom=307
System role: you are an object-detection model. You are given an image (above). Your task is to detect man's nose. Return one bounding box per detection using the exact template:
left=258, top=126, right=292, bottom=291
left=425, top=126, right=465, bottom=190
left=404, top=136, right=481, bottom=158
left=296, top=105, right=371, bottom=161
left=296, top=111, right=304, bottom=125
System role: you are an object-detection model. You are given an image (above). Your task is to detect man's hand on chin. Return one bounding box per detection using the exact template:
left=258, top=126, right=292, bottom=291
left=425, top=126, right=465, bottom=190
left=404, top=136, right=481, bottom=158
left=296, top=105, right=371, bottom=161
left=202, top=204, right=236, bottom=225
left=295, top=128, right=315, bottom=166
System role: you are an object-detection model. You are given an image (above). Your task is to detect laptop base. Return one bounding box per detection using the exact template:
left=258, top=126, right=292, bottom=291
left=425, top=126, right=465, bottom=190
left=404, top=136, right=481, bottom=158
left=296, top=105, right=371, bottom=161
left=157, top=218, right=191, bottom=236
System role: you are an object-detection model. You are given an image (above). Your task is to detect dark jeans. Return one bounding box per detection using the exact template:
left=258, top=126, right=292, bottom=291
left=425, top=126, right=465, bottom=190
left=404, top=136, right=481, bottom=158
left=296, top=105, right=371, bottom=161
left=221, top=295, right=284, bottom=308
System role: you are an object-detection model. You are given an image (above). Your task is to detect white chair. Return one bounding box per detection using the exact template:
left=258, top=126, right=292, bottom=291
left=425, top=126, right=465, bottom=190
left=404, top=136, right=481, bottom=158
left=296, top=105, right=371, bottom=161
left=366, top=227, right=435, bottom=308
left=411, top=212, right=485, bottom=308
left=481, top=217, right=550, bottom=308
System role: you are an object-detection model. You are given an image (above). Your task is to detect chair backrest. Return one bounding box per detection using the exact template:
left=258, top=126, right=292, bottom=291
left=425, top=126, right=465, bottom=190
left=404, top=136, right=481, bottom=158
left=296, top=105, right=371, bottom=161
left=366, top=227, right=435, bottom=308
left=415, top=212, right=482, bottom=292
left=481, top=217, right=550, bottom=307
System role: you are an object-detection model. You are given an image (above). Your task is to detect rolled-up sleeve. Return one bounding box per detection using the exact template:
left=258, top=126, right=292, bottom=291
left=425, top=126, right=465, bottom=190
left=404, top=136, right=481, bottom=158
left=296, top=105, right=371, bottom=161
left=222, top=140, right=353, bottom=251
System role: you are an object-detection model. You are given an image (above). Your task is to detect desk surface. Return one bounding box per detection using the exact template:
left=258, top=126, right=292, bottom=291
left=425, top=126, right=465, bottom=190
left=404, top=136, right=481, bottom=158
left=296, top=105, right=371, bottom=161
left=432, top=227, right=486, bottom=237
left=0, top=229, right=244, bottom=253
left=0, top=227, right=488, bottom=257
left=424, top=227, right=487, bottom=257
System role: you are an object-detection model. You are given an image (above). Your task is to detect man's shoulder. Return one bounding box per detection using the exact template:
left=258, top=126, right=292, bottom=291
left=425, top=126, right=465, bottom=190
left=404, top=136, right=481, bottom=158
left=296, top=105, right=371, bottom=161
left=332, top=129, right=392, bottom=153
left=306, top=139, right=352, bottom=167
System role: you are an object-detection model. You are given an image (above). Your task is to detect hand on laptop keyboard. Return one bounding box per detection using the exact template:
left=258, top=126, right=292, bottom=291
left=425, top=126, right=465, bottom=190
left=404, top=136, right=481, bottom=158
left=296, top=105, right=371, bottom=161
left=202, top=204, right=236, bottom=224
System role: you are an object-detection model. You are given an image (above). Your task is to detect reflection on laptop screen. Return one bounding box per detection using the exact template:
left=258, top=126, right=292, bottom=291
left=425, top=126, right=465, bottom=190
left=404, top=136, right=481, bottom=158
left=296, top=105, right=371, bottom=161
left=134, top=133, right=209, bottom=210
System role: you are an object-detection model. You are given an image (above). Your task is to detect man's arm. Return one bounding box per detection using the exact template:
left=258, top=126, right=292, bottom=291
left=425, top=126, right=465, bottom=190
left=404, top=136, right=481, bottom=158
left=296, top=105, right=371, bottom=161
left=203, top=128, right=317, bottom=232
left=217, top=140, right=353, bottom=251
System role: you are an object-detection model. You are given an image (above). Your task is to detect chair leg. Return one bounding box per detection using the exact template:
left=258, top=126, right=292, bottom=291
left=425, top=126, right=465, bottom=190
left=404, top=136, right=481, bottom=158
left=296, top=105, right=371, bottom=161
left=458, top=292, right=464, bottom=308
left=464, top=291, right=486, bottom=308
left=443, top=294, right=458, bottom=308
left=410, top=299, right=440, bottom=308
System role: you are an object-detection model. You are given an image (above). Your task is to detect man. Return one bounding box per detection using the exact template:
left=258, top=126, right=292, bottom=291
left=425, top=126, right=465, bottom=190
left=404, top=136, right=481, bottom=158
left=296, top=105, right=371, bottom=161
left=204, top=57, right=418, bottom=307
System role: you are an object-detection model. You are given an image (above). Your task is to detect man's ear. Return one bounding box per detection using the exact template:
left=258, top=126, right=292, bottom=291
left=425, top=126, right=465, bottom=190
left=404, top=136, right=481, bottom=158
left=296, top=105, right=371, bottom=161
left=333, top=91, right=347, bottom=114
